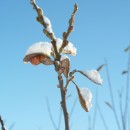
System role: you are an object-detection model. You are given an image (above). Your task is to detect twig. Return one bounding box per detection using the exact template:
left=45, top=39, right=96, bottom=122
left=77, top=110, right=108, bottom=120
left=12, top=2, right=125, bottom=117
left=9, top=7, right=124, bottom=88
left=123, top=51, right=130, bottom=130
left=92, top=88, right=98, bottom=130
left=46, top=98, right=57, bottom=130
left=105, top=59, right=121, bottom=130
left=30, top=0, right=60, bottom=60
left=0, top=116, right=6, bottom=130
left=58, top=76, right=70, bottom=130
left=88, top=116, right=91, bottom=130
left=57, top=107, right=62, bottom=130
left=9, top=122, right=15, bottom=130
left=118, top=89, right=125, bottom=130
left=59, top=4, right=78, bottom=54
left=97, top=105, right=109, bottom=130
left=69, top=98, right=77, bottom=121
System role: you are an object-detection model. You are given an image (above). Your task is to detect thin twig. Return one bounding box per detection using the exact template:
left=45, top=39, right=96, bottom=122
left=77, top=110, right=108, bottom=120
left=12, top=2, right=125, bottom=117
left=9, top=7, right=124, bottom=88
left=0, top=116, right=6, bottom=130
left=30, top=0, right=60, bottom=60
left=88, top=116, right=91, bottom=130
left=59, top=4, right=78, bottom=54
left=97, top=105, right=109, bottom=130
left=9, top=122, right=15, bottom=130
left=105, top=59, right=121, bottom=130
left=69, top=98, right=77, bottom=121
left=92, top=88, right=98, bottom=130
left=57, top=107, right=62, bottom=130
left=46, top=98, right=57, bottom=130
left=123, top=51, right=130, bottom=130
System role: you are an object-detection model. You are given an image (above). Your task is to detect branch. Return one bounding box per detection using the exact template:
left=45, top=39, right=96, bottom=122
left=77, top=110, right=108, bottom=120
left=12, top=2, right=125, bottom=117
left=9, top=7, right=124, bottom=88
left=105, top=59, right=121, bottom=130
left=123, top=51, right=130, bottom=130
left=30, top=0, right=54, bottom=40
left=92, top=88, right=98, bottom=130
left=0, top=116, right=7, bottom=130
left=97, top=105, right=109, bottom=130
left=46, top=98, right=57, bottom=130
left=30, top=0, right=60, bottom=60
left=59, top=4, right=78, bottom=54
left=58, top=75, right=70, bottom=130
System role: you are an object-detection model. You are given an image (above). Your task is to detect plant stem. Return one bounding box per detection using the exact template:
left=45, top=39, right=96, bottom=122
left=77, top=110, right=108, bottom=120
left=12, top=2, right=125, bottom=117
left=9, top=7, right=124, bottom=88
left=0, top=115, right=6, bottom=130
left=58, top=76, right=69, bottom=130
left=124, top=51, right=130, bottom=130
left=105, top=59, right=121, bottom=130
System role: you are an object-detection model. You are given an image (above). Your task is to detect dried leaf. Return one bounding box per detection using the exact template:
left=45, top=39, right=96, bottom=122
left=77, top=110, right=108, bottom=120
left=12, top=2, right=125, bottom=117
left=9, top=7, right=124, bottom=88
left=104, top=101, right=113, bottom=109
left=23, top=53, right=51, bottom=65
left=61, top=58, right=70, bottom=78
left=78, top=70, right=103, bottom=85
left=76, top=86, right=89, bottom=112
left=124, top=45, right=130, bottom=52
left=97, top=64, right=105, bottom=72
left=122, top=70, right=128, bottom=75
left=41, top=58, right=54, bottom=65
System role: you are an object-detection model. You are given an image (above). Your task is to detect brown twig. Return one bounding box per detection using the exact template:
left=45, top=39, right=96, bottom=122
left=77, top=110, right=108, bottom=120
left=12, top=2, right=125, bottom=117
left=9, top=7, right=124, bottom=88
left=30, top=1, right=78, bottom=130
left=59, top=4, right=78, bottom=54
left=30, top=0, right=60, bottom=60
left=58, top=76, right=69, bottom=130
left=0, top=116, right=6, bottom=130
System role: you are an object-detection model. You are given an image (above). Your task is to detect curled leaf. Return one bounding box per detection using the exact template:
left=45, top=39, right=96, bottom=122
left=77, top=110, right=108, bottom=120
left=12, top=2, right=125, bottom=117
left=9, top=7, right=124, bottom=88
left=23, top=42, right=52, bottom=66
left=60, top=55, right=70, bottom=78
left=124, top=45, right=130, bottom=52
left=104, top=101, right=113, bottom=110
left=122, top=70, right=128, bottom=75
left=78, top=70, right=103, bottom=85
left=97, top=64, right=105, bottom=72
left=41, top=58, right=54, bottom=65
left=76, top=86, right=92, bottom=112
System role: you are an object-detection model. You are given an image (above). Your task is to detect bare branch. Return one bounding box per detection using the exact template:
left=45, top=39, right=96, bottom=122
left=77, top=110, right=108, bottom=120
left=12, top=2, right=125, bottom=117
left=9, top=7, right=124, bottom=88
left=105, top=59, right=121, bottom=130
left=97, top=105, right=109, bottom=130
left=30, top=0, right=61, bottom=61
left=59, top=4, right=78, bottom=54
left=0, top=116, right=7, bottom=130
left=46, top=98, right=57, bottom=130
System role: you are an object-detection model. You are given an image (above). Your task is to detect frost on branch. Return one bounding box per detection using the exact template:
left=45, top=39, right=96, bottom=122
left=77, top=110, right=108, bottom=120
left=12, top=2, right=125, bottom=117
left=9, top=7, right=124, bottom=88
left=76, top=86, right=92, bottom=112
left=53, top=38, right=77, bottom=56
left=23, top=42, right=53, bottom=65
left=78, top=70, right=103, bottom=85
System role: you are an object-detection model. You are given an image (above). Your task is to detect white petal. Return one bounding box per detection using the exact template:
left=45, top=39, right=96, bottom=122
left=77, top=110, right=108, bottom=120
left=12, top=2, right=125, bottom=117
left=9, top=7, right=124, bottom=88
left=25, top=42, right=52, bottom=57
left=85, top=70, right=103, bottom=85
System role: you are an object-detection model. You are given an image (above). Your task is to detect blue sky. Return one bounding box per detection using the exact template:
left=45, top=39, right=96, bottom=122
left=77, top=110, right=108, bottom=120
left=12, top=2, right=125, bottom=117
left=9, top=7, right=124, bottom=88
left=0, top=0, right=130, bottom=130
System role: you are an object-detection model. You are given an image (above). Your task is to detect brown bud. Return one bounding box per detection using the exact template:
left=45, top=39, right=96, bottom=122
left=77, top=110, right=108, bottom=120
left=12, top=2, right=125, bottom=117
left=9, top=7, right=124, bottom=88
left=69, top=26, right=74, bottom=32
left=63, top=32, right=67, bottom=38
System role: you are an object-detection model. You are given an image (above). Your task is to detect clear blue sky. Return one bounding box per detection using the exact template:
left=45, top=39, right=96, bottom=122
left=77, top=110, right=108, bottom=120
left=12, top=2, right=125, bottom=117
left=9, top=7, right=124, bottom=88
left=0, top=0, right=130, bottom=130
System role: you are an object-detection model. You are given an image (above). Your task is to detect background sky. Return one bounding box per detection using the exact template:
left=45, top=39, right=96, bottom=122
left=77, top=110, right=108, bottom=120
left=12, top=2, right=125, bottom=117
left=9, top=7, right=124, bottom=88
left=0, top=0, right=130, bottom=130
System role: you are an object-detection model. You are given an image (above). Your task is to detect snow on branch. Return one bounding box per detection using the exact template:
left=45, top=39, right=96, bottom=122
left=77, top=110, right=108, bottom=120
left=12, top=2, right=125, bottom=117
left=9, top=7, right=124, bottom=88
left=30, top=0, right=55, bottom=40
left=59, top=4, right=78, bottom=54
